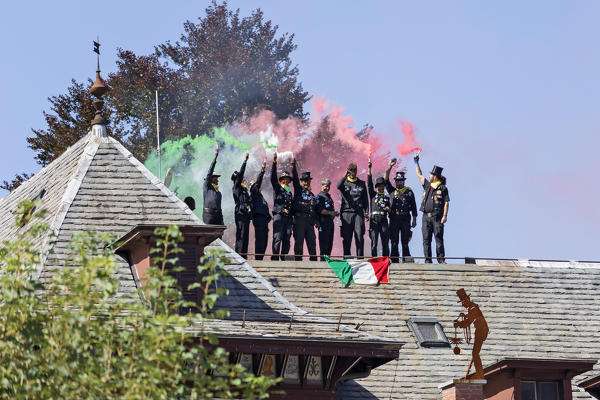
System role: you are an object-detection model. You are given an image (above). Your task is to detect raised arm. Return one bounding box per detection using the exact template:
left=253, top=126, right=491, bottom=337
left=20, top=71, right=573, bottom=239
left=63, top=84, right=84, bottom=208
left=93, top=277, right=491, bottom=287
left=414, top=153, right=425, bottom=186
left=205, top=147, right=219, bottom=190
left=234, top=153, right=249, bottom=188
left=385, top=159, right=395, bottom=193
left=253, top=160, right=266, bottom=192
left=367, top=172, right=375, bottom=198
left=270, top=152, right=280, bottom=193
left=361, top=181, right=369, bottom=214
left=291, top=158, right=301, bottom=193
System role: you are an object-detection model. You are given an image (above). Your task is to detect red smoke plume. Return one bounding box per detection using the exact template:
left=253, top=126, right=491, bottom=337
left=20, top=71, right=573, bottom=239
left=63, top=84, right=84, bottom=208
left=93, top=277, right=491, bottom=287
left=231, top=96, right=421, bottom=257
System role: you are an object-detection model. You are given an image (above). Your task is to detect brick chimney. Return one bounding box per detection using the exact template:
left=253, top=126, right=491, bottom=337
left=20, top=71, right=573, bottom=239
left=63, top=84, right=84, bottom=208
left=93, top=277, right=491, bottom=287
left=439, top=379, right=486, bottom=400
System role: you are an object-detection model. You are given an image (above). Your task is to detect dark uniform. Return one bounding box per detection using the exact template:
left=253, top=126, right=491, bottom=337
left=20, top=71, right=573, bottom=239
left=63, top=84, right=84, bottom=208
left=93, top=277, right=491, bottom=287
left=250, top=169, right=271, bottom=260
left=232, top=160, right=251, bottom=259
left=421, top=173, right=450, bottom=263
left=337, top=175, right=369, bottom=258
left=367, top=175, right=391, bottom=257
left=202, top=157, right=223, bottom=225
left=270, top=162, right=293, bottom=261
left=315, top=190, right=335, bottom=260
left=291, top=167, right=317, bottom=261
left=386, top=172, right=417, bottom=263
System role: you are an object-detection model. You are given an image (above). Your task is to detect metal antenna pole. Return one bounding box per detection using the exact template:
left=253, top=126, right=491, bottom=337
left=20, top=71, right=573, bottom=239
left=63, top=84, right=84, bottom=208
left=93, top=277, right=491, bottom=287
left=155, top=89, right=161, bottom=180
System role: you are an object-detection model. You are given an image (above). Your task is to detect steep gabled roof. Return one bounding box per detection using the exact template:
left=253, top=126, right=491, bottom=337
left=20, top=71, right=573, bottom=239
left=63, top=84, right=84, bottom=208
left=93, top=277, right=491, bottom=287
left=250, top=260, right=600, bottom=399
left=0, top=133, right=395, bottom=346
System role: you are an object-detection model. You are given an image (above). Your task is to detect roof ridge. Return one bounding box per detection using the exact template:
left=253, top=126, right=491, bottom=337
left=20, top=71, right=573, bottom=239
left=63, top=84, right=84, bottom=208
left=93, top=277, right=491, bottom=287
left=36, top=135, right=100, bottom=279
left=107, top=137, right=201, bottom=223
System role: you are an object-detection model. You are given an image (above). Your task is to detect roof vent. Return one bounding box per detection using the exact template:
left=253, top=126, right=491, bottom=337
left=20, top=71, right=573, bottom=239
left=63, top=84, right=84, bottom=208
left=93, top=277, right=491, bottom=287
left=407, top=317, right=450, bottom=348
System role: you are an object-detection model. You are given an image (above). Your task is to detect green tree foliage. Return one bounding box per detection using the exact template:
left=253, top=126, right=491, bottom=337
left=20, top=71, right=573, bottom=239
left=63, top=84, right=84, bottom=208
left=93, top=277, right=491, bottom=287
left=0, top=200, right=277, bottom=399
left=18, top=1, right=308, bottom=184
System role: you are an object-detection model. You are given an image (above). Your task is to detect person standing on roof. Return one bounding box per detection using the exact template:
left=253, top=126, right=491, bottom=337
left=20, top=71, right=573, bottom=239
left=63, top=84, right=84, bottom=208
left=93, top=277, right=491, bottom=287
left=231, top=152, right=251, bottom=259
left=367, top=158, right=391, bottom=257
left=270, top=152, right=293, bottom=261
left=249, top=159, right=270, bottom=260
left=290, top=158, right=318, bottom=261
left=315, top=178, right=338, bottom=261
left=337, top=162, right=369, bottom=258
left=385, top=159, right=418, bottom=263
left=203, top=147, right=224, bottom=225
left=414, top=153, right=449, bottom=263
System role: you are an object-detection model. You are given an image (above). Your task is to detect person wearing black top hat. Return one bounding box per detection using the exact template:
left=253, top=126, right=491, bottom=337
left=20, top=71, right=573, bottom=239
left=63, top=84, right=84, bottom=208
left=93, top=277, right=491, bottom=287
left=414, top=154, right=450, bottom=263
left=203, top=147, right=224, bottom=225
left=291, top=158, right=318, bottom=261
left=337, top=162, right=369, bottom=258
left=315, top=178, right=338, bottom=260
left=270, top=152, right=294, bottom=261
left=232, top=152, right=251, bottom=258
left=250, top=159, right=271, bottom=260
left=385, top=159, right=418, bottom=263
left=367, top=159, right=391, bottom=257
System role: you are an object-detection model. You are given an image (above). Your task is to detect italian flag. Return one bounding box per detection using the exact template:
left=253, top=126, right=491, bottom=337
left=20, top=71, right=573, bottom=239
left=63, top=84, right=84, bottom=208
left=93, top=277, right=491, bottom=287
left=324, top=256, right=390, bottom=285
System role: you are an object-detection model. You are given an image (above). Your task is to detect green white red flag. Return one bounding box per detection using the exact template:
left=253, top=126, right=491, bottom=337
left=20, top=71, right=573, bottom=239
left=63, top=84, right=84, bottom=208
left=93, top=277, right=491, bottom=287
left=325, top=256, right=390, bottom=285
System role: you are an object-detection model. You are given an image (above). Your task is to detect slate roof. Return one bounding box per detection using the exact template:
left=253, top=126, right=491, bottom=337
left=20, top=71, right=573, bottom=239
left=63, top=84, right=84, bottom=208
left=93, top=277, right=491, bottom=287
left=250, top=259, right=600, bottom=399
left=0, top=133, right=392, bottom=345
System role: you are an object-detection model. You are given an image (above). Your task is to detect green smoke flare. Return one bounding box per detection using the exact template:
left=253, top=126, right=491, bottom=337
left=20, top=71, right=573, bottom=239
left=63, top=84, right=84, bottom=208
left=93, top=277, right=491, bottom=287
left=144, top=127, right=253, bottom=221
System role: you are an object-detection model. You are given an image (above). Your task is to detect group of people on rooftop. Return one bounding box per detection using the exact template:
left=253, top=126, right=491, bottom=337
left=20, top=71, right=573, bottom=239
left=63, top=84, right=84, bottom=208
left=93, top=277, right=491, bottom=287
left=201, top=148, right=449, bottom=263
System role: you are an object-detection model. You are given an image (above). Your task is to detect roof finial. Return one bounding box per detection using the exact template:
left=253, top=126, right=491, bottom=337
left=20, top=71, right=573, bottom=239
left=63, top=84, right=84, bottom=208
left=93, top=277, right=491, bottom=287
left=90, top=37, right=109, bottom=136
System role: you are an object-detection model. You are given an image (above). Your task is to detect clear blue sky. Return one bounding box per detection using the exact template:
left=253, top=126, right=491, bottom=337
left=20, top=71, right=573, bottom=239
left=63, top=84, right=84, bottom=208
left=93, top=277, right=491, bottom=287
left=1, top=1, right=599, bottom=260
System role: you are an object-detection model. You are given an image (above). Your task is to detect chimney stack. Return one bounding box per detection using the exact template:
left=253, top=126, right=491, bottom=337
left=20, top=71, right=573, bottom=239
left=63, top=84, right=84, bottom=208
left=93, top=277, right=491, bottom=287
left=439, top=379, right=486, bottom=400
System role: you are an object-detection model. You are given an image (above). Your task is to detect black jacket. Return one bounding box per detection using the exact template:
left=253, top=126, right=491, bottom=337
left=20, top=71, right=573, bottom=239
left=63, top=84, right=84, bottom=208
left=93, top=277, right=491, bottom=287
left=270, top=161, right=293, bottom=216
left=367, top=174, right=391, bottom=215
left=292, top=164, right=316, bottom=218
left=203, top=157, right=222, bottom=215
left=250, top=169, right=271, bottom=220
left=315, top=191, right=335, bottom=224
left=337, top=175, right=368, bottom=216
left=386, top=179, right=417, bottom=217
left=232, top=160, right=251, bottom=215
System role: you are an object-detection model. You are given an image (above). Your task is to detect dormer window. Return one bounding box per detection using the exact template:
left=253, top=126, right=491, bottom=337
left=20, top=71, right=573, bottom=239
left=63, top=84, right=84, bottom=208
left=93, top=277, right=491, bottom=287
left=407, top=317, right=450, bottom=348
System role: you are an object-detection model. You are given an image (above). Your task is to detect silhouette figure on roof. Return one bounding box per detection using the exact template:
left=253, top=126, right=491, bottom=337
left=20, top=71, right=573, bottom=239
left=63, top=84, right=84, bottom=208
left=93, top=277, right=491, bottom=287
left=454, top=288, right=489, bottom=380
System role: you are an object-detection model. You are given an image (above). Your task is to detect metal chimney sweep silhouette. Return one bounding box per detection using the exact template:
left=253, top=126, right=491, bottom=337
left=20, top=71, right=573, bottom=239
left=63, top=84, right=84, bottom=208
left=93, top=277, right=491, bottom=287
left=453, top=288, right=489, bottom=380
left=89, top=38, right=109, bottom=137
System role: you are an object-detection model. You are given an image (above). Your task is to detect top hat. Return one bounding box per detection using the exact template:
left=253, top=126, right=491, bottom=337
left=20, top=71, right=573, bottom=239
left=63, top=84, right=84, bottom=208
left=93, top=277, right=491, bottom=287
left=394, top=171, right=406, bottom=181
left=430, top=165, right=444, bottom=177
left=347, top=163, right=358, bottom=171
left=208, top=172, right=220, bottom=178
left=279, top=171, right=292, bottom=182
left=456, top=288, right=470, bottom=303
left=231, top=171, right=239, bottom=182
left=375, top=177, right=386, bottom=186
left=300, top=171, right=312, bottom=181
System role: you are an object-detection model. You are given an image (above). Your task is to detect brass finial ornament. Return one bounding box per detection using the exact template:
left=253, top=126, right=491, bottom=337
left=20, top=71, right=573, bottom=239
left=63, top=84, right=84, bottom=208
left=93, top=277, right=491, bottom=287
left=90, top=39, right=109, bottom=132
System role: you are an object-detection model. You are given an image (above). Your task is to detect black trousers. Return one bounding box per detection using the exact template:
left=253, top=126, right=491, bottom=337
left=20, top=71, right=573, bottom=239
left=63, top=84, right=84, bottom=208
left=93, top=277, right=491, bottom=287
left=422, top=213, right=445, bottom=263
left=271, top=213, right=292, bottom=261
left=252, top=214, right=270, bottom=260
left=389, top=214, right=412, bottom=263
left=340, top=212, right=365, bottom=258
left=234, top=213, right=250, bottom=259
left=293, top=214, right=317, bottom=261
left=203, top=212, right=223, bottom=225
left=369, top=214, right=389, bottom=257
left=318, top=217, right=334, bottom=260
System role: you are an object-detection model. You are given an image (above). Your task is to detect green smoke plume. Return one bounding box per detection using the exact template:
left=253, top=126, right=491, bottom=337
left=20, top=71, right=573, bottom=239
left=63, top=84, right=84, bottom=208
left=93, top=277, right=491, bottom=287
left=144, top=127, right=255, bottom=222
